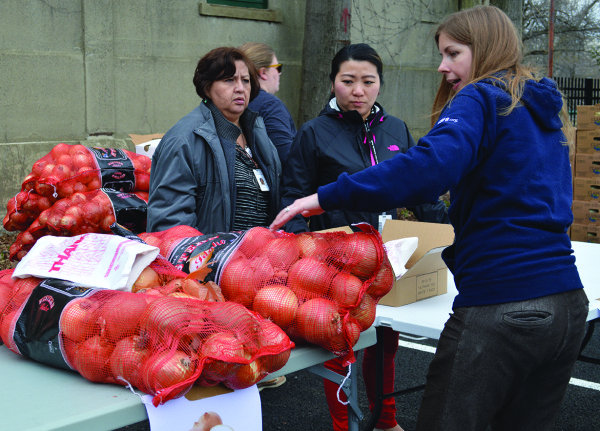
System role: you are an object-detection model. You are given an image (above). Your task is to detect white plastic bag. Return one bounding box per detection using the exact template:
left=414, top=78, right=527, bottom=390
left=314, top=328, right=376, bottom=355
left=12, top=233, right=159, bottom=291
left=383, top=237, right=418, bottom=279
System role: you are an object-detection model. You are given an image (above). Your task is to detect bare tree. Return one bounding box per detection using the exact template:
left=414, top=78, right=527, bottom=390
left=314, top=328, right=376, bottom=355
left=298, top=0, right=351, bottom=125
left=522, top=0, right=600, bottom=76
left=491, top=0, right=524, bottom=36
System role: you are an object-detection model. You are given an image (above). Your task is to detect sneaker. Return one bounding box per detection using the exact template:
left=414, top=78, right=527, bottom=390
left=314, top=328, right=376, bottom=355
left=257, top=375, right=286, bottom=392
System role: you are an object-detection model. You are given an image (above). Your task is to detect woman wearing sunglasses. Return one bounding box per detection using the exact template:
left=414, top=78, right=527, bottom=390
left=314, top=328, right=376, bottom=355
left=240, top=42, right=296, bottom=163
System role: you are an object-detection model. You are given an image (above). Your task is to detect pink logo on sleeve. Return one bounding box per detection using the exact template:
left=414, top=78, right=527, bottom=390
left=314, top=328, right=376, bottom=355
left=387, top=145, right=400, bottom=151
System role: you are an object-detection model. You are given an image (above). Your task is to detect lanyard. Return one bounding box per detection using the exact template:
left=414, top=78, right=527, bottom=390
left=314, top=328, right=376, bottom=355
left=363, top=119, right=378, bottom=166
left=362, top=113, right=391, bottom=232
left=235, top=144, right=259, bottom=169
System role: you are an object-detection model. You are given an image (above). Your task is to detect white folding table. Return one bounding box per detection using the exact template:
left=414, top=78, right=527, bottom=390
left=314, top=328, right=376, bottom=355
left=0, top=325, right=376, bottom=431
left=375, top=241, right=600, bottom=339
left=364, top=241, right=600, bottom=430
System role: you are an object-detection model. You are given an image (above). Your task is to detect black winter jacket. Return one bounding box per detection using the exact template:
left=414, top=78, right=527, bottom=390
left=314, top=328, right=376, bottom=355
left=281, top=100, right=448, bottom=233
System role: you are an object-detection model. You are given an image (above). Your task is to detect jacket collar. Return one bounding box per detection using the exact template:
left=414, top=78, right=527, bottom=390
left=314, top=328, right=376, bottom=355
left=323, top=97, right=385, bottom=126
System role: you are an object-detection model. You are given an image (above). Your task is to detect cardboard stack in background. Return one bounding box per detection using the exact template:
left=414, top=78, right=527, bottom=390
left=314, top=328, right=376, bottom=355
left=571, top=104, right=600, bottom=243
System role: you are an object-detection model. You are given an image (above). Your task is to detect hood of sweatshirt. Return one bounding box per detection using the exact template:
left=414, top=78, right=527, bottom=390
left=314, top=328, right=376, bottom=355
left=486, top=76, right=564, bottom=131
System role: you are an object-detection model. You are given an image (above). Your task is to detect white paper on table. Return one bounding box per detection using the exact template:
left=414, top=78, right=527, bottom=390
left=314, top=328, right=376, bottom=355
left=12, top=233, right=159, bottom=291
left=383, top=237, right=418, bottom=279
left=142, top=385, right=261, bottom=431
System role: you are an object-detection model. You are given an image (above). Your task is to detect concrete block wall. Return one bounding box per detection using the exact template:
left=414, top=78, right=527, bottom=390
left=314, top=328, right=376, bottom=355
left=1, top=0, right=455, bottom=231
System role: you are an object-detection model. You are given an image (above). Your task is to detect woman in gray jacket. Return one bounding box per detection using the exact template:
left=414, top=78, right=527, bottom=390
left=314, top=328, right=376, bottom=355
left=147, top=47, right=281, bottom=233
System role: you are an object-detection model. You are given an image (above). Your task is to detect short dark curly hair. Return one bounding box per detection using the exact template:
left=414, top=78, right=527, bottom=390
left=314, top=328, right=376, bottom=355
left=193, top=47, right=260, bottom=101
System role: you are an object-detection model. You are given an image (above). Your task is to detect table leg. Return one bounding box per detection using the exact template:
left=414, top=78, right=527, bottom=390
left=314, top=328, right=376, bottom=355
left=364, top=326, right=428, bottom=430
left=307, top=363, right=364, bottom=431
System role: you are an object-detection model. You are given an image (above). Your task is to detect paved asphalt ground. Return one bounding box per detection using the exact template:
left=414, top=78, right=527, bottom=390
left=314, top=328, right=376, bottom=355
left=119, top=322, right=600, bottom=431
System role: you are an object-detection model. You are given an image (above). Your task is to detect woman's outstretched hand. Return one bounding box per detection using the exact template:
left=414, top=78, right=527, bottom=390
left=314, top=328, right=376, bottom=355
left=269, top=193, right=324, bottom=231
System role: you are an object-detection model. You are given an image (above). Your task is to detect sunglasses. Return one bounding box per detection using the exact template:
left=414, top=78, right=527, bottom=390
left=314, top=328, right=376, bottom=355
left=268, top=63, right=283, bottom=73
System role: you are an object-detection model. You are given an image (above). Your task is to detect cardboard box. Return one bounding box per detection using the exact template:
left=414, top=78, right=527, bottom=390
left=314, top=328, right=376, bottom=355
left=570, top=223, right=600, bottom=243
left=574, top=153, right=600, bottom=178
left=129, top=133, right=164, bottom=158
left=378, top=220, right=454, bottom=307
left=573, top=177, right=600, bottom=201
left=576, top=130, right=600, bottom=154
left=572, top=200, right=600, bottom=224
left=577, top=104, right=600, bottom=131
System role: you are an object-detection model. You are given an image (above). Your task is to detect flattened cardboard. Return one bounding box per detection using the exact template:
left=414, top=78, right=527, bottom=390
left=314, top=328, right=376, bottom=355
left=378, top=220, right=454, bottom=307
left=129, top=133, right=164, bottom=146
left=129, top=133, right=164, bottom=158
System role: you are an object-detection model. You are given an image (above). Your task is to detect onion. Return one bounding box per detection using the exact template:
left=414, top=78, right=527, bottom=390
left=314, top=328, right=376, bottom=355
left=257, top=319, right=293, bottom=371
left=238, top=227, right=276, bottom=258
left=295, top=298, right=343, bottom=347
left=252, top=285, right=298, bottom=329
left=226, top=359, right=265, bottom=390
left=207, top=302, right=257, bottom=336
left=265, top=237, right=300, bottom=269
left=367, top=257, right=395, bottom=298
left=249, top=255, right=275, bottom=288
left=192, top=412, right=223, bottom=431
left=98, top=292, right=148, bottom=342
left=330, top=233, right=380, bottom=279
left=140, top=296, right=197, bottom=347
left=109, top=335, right=150, bottom=388
left=328, top=317, right=362, bottom=353
left=330, top=272, right=364, bottom=309
left=296, top=233, right=330, bottom=259
left=349, top=293, right=377, bottom=330
left=73, top=335, right=114, bottom=382
left=60, top=297, right=102, bottom=342
left=142, top=350, right=196, bottom=392
left=219, top=256, right=258, bottom=307
left=287, top=257, right=336, bottom=301
left=200, top=332, right=247, bottom=385
left=132, top=266, right=160, bottom=292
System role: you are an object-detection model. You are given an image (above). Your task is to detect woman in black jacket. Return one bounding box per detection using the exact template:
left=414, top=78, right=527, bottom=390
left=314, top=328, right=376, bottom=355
left=280, top=43, right=448, bottom=431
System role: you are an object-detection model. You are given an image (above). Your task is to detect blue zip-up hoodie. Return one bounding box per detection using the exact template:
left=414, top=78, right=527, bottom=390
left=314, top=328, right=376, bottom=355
left=319, top=77, right=583, bottom=308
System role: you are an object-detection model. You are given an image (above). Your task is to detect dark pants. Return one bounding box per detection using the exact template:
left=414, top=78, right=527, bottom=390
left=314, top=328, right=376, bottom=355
left=416, top=289, right=588, bottom=431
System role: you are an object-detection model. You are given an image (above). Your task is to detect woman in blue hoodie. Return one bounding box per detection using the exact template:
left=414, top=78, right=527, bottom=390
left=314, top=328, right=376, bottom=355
left=271, top=6, right=588, bottom=431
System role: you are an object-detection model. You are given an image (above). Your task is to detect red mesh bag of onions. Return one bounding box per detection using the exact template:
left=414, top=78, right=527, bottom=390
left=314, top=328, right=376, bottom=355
left=4, top=144, right=150, bottom=234
left=3, top=190, right=57, bottom=232
left=216, top=223, right=393, bottom=365
left=9, top=188, right=148, bottom=261
left=141, top=223, right=394, bottom=365
left=0, top=269, right=294, bottom=406
left=21, top=143, right=151, bottom=200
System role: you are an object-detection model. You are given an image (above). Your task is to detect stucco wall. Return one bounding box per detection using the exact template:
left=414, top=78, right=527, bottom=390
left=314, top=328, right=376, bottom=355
left=0, top=0, right=458, bottom=230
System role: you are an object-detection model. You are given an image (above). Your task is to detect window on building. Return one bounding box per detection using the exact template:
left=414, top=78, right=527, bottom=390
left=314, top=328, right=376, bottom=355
left=207, top=0, right=267, bottom=9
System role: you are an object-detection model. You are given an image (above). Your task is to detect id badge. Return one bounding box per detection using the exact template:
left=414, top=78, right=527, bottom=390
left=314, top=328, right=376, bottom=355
left=378, top=213, right=392, bottom=233
left=253, top=169, right=270, bottom=191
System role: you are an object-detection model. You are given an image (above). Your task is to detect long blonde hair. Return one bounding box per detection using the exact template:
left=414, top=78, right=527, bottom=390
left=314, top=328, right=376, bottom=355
left=431, top=6, right=574, bottom=149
